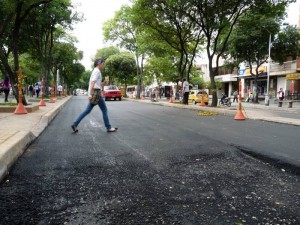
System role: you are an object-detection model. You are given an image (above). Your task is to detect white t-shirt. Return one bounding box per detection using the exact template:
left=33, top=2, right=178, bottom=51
left=183, top=81, right=189, bottom=93
left=88, top=67, right=102, bottom=95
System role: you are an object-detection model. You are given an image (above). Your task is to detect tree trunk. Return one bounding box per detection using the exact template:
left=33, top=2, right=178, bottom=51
left=253, top=75, right=259, bottom=104
left=208, top=57, right=218, bottom=107
left=13, top=17, right=27, bottom=105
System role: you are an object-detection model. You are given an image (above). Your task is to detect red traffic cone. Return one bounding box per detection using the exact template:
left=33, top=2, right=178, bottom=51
left=234, top=81, right=245, bottom=120
left=14, top=102, right=28, bottom=114
left=234, top=106, right=245, bottom=120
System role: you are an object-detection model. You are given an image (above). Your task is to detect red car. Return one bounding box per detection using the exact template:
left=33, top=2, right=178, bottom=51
left=102, top=85, right=122, bottom=101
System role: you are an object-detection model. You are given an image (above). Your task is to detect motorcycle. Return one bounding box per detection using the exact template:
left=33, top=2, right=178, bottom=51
left=219, top=94, right=231, bottom=107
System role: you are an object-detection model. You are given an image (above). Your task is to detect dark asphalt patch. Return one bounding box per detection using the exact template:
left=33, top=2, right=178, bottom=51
left=0, top=148, right=299, bottom=225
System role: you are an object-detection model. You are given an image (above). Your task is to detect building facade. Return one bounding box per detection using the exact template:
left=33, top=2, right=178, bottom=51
left=203, top=58, right=300, bottom=101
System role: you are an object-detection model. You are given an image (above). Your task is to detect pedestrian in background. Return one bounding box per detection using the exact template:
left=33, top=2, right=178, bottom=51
left=57, top=84, right=63, bottom=96
left=182, top=78, right=189, bottom=105
left=233, top=90, right=238, bottom=103
left=28, top=84, right=34, bottom=97
left=155, top=87, right=159, bottom=102
left=71, top=58, right=118, bottom=133
left=34, top=83, right=40, bottom=98
left=2, top=76, right=11, bottom=102
left=278, top=88, right=285, bottom=101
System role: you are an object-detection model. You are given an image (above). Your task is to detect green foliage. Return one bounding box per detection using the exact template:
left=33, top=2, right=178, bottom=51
left=104, top=52, right=136, bottom=86
left=144, top=56, right=178, bottom=83
left=19, top=53, right=40, bottom=84
left=272, top=25, right=300, bottom=64
left=95, top=46, right=121, bottom=62
left=132, top=0, right=203, bottom=81
left=63, top=62, right=85, bottom=87
left=0, top=0, right=83, bottom=97
left=71, top=70, right=90, bottom=90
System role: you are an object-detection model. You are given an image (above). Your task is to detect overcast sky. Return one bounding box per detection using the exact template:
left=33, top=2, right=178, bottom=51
left=71, top=0, right=299, bottom=70
left=70, top=0, right=130, bottom=69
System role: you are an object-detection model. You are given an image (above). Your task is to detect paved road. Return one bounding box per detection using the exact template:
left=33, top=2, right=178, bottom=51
left=0, top=97, right=299, bottom=224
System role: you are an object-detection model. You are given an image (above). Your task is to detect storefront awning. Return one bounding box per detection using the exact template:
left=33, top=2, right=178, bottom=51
left=286, top=73, right=300, bottom=80
left=214, top=74, right=237, bottom=82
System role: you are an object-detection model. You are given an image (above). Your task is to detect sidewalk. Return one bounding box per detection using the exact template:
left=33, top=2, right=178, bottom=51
left=132, top=97, right=300, bottom=126
left=0, top=96, right=71, bottom=181
left=0, top=95, right=299, bottom=182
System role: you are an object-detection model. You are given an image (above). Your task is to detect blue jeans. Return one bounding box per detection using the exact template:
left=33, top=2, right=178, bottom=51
left=73, top=96, right=111, bottom=129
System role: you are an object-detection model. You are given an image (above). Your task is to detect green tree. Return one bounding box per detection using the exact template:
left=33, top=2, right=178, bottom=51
left=23, top=0, right=78, bottom=93
left=103, top=5, right=145, bottom=99
left=94, top=46, right=121, bottom=83
left=132, top=0, right=203, bottom=82
left=143, top=56, right=178, bottom=85
left=226, top=3, right=287, bottom=103
left=0, top=0, right=54, bottom=103
left=272, top=24, right=300, bottom=64
left=95, top=46, right=120, bottom=62
left=61, top=62, right=85, bottom=94
left=104, top=52, right=136, bottom=94
left=51, top=32, right=83, bottom=90
left=187, top=0, right=293, bottom=106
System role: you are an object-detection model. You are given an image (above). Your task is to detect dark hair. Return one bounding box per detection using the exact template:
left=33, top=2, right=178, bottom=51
left=4, top=76, right=9, bottom=85
left=182, top=78, right=186, bottom=81
left=94, top=58, right=105, bottom=67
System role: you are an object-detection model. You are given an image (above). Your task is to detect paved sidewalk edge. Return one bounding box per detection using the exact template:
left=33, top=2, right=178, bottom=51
left=0, top=131, right=35, bottom=181
left=0, top=96, right=71, bottom=183
left=128, top=99, right=300, bottom=126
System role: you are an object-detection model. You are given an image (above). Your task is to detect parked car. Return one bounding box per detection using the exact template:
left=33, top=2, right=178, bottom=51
left=102, top=85, right=122, bottom=101
left=188, top=89, right=209, bottom=105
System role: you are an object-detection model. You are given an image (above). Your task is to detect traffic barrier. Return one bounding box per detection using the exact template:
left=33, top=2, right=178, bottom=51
left=39, top=79, right=46, bottom=106
left=141, top=91, right=144, bottom=100
left=49, top=83, right=55, bottom=103
left=14, top=68, right=28, bottom=114
left=200, top=83, right=205, bottom=106
left=234, top=81, right=245, bottom=120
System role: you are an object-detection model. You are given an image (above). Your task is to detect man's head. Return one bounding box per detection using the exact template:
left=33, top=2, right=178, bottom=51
left=94, top=58, right=105, bottom=70
left=183, top=78, right=186, bottom=82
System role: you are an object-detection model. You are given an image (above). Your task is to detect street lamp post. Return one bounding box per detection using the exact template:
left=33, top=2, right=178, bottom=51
left=265, top=33, right=271, bottom=106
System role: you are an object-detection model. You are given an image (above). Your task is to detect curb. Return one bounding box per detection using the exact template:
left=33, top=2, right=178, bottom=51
left=129, top=99, right=300, bottom=126
left=0, top=96, right=71, bottom=183
left=0, top=131, right=35, bottom=181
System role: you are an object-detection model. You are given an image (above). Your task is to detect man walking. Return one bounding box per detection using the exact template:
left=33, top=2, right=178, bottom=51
left=233, top=90, right=238, bottom=103
left=182, top=78, right=189, bottom=105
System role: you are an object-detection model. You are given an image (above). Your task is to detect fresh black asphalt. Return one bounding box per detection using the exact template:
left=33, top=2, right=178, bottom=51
left=0, top=96, right=299, bottom=224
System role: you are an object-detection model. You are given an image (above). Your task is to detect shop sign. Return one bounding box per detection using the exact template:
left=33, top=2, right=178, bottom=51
left=286, top=73, right=300, bottom=80
left=214, top=74, right=237, bottom=82
left=238, top=66, right=267, bottom=76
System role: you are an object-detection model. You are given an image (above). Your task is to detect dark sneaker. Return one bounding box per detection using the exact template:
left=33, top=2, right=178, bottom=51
left=107, top=127, right=118, bottom=132
left=71, top=125, right=78, bottom=133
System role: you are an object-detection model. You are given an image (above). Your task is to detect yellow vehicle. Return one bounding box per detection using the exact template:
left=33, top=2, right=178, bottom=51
left=188, top=89, right=209, bottom=105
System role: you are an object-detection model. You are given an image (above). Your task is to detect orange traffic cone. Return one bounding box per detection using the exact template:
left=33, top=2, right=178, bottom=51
left=199, top=98, right=205, bottom=106
left=49, top=83, right=55, bottom=103
left=200, top=85, right=205, bottom=106
left=234, top=81, right=245, bottom=120
left=39, top=79, right=46, bottom=106
left=49, top=97, right=55, bottom=103
left=141, top=91, right=144, bottom=100
left=14, top=102, right=28, bottom=114
left=14, top=67, right=28, bottom=114
left=234, top=105, right=245, bottom=120
left=39, top=98, right=46, bottom=106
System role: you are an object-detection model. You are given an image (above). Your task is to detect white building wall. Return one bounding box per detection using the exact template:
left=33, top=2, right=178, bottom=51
left=277, top=77, right=286, bottom=93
